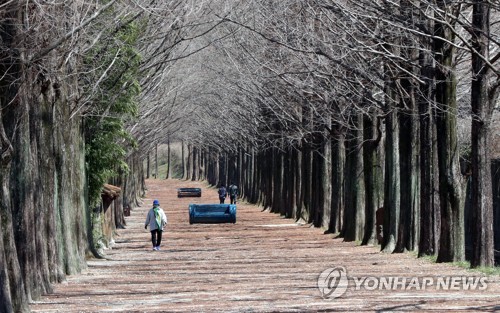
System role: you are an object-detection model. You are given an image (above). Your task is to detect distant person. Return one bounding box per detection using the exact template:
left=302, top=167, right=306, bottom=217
left=228, top=182, right=238, bottom=204
left=218, top=184, right=227, bottom=204
left=145, top=199, right=167, bottom=251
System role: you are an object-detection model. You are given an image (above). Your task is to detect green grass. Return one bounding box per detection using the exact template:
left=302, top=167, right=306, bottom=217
left=452, top=260, right=471, bottom=269
left=449, top=260, right=500, bottom=276
left=420, top=253, right=438, bottom=263
left=155, top=163, right=168, bottom=179
left=410, top=251, right=499, bottom=276
left=466, top=265, right=500, bottom=276
left=149, top=163, right=184, bottom=179
left=475, top=266, right=500, bottom=275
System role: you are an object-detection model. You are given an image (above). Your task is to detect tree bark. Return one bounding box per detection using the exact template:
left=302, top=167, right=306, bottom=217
left=186, top=144, right=192, bottom=180
left=418, top=56, right=437, bottom=257
left=329, top=128, right=344, bottom=234
left=155, top=143, right=158, bottom=179
left=418, top=5, right=436, bottom=256
left=295, top=144, right=303, bottom=221
left=288, top=147, right=298, bottom=219
left=166, top=135, right=171, bottom=179
left=470, top=0, right=494, bottom=268
left=382, top=108, right=400, bottom=253
left=301, top=144, right=313, bottom=223
left=434, top=4, right=465, bottom=262
left=343, top=113, right=365, bottom=242
left=0, top=4, right=89, bottom=307
left=362, top=114, right=380, bottom=245
left=271, top=147, right=281, bottom=213
left=395, top=86, right=419, bottom=252
left=191, top=146, right=198, bottom=181
left=321, top=138, right=332, bottom=229
left=311, top=140, right=328, bottom=228
left=0, top=212, right=13, bottom=313
left=181, top=140, right=185, bottom=179
left=0, top=145, right=26, bottom=312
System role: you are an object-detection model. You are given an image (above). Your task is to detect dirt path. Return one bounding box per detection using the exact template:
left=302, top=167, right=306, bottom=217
left=31, top=179, right=499, bottom=312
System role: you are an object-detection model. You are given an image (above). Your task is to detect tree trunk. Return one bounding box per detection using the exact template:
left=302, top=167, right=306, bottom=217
left=418, top=6, right=437, bottom=256
left=166, top=135, right=171, bottom=179
left=191, top=146, right=198, bottom=181
left=186, top=144, right=192, bottom=180
left=295, top=145, right=303, bottom=221
left=199, top=148, right=204, bottom=180
left=239, top=147, right=245, bottom=198
left=255, top=150, right=263, bottom=205
left=470, top=0, right=494, bottom=268
left=329, top=128, right=344, bottom=234
left=418, top=59, right=437, bottom=257
left=432, top=121, right=442, bottom=253
left=394, top=0, right=420, bottom=253
left=434, top=6, right=465, bottom=262
left=299, top=97, right=313, bottom=222
left=0, top=151, right=26, bottom=312
left=273, top=147, right=284, bottom=215
left=289, top=147, right=298, bottom=219
left=123, top=151, right=146, bottom=207
left=301, top=144, right=313, bottom=223
left=0, top=207, right=13, bottom=312
left=382, top=108, right=400, bottom=253
left=181, top=140, right=185, bottom=179
left=0, top=4, right=89, bottom=307
left=311, top=139, right=328, bottom=228
left=395, top=87, right=419, bottom=252
left=343, top=113, right=365, bottom=242
left=248, top=147, right=256, bottom=203
left=492, top=160, right=500, bottom=259
left=321, top=138, right=332, bottom=229
left=218, top=151, right=227, bottom=187
left=154, top=143, right=158, bottom=179
left=362, top=114, right=380, bottom=245
left=266, top=148, right=273, bottom=209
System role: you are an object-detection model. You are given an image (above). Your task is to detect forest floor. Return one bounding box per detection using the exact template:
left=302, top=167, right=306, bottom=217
left=31, top=179, right=500, bottom=312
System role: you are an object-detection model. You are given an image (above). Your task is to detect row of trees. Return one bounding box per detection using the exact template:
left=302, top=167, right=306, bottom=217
left=1, top=0, right=499, bottom=311
left=169, top=0, right=499, bottom=270
left=0, top=1, right=230, bottom=311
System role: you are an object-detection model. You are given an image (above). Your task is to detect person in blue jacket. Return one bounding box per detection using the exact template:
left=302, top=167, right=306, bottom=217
left=228, top=182, right=238, bottom=204
left=218, top=184, right=227, bottom=204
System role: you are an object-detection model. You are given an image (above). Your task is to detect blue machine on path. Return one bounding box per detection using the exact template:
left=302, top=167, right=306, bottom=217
left=189, top=204, right=237, bottom=224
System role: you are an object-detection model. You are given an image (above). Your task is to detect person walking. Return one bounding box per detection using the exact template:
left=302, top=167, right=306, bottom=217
left=218, top=184, right=227, bottom=204
left=145, top=199, right=167, bottom=251
left=228, top=182, right=238, bottom=204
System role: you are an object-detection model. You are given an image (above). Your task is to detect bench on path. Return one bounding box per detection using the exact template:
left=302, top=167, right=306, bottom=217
left=189, top=204, right=236, bottom=224
left=177, top=187, right=202, bottom=197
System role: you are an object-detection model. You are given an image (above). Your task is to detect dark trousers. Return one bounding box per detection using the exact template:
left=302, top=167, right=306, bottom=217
left=219, top=197, right=226, bottom=204
left=230, top=196, right=236, bottom=204
left=151, top=229, right=163, bottom=247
